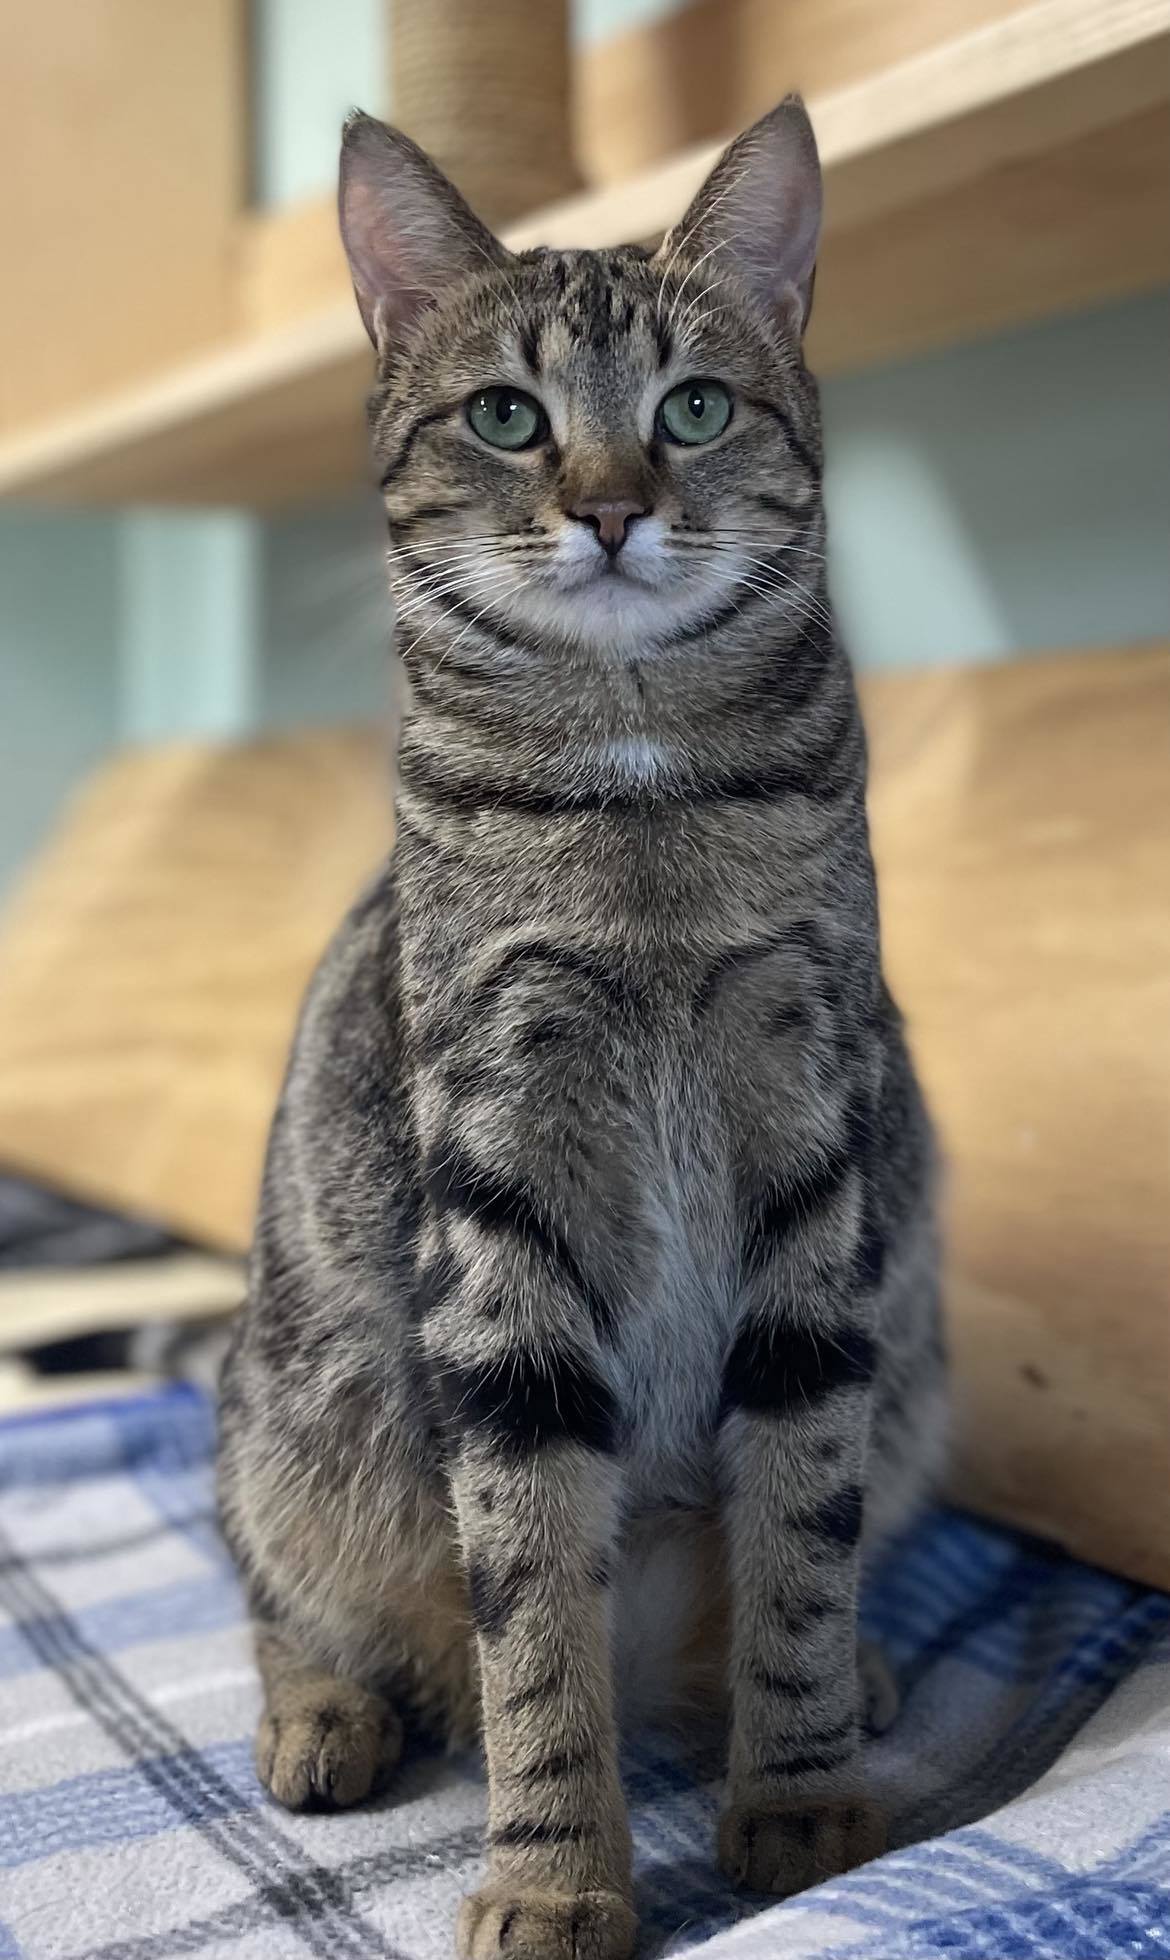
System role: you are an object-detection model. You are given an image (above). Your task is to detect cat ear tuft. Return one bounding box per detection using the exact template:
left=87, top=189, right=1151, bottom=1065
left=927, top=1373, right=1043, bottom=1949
left=660, top=95, right=823, bottom=336
left=339, top=112, right=507, bottom=349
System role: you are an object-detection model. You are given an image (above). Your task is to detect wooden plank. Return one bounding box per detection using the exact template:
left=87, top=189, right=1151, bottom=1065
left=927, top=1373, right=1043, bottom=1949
left=0, top=1361, right=160, bottom=1418
left=0, top=305, right=372, bottom=509
left=0, top=0, right=247, bottom=439
left=575, top=0, right=1028, bottom=188
left=863, top=646, right=1170, bottom=1588
left=0, top=0, right=1164, bottom=507
left=0, top=1256, right=242, bottom=1351
left=237, top=201, right=354, bottom=338
left=0, top=731, right=393, bottom=1250
left=813, top=105, right=1170, bottom=373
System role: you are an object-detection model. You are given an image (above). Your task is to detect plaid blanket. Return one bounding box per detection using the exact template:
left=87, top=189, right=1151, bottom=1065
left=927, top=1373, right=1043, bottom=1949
left=0, top=1384, right=1167, bottom=1960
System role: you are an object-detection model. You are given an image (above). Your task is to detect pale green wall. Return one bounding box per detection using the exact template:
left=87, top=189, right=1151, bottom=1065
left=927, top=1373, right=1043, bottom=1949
left=0, top=517, right=122, bottom=898
left=253, top=0, right=385, bottom=206
left=257, top=499, right=392, bottom=729
left=824, top=289, right=1170, bottom=666
left=121, top=514, right=261, bottom=741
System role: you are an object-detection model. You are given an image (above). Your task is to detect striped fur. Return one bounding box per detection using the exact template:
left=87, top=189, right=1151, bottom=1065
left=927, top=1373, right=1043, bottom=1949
left=218, top=98, right=946, bottom=1959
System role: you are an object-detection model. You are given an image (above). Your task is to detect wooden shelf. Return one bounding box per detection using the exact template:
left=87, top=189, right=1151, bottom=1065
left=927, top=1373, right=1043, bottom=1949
left=0, top=0, right=1166, bottom=508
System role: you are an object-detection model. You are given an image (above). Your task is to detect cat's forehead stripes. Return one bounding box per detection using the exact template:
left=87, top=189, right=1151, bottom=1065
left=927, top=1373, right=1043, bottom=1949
left=513, top=248, right=671, bottom=377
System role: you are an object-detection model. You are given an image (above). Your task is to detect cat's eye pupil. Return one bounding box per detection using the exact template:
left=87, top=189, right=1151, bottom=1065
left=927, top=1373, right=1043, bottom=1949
left=659, top=377, right=732, bottom=446
left=468, top=386, right=545, bottom=450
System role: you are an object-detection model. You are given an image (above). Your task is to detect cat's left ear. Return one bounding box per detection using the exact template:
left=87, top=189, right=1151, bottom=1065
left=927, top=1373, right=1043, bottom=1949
left=659, top=95, right=822, bottom=336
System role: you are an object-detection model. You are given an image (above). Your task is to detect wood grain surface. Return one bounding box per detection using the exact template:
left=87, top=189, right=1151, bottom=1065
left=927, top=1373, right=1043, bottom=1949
left=0, top=731, right=393, bottom=1250
left=863, top=647, right=1170, bottom=1587
left=0, top=647, right=1164, bottom=1581
left=0, top=0, right=246, bottom=438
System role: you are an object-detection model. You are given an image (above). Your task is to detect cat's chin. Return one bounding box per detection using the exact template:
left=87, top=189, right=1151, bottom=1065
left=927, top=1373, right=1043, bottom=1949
left=504, top=570, right=730, bottom=658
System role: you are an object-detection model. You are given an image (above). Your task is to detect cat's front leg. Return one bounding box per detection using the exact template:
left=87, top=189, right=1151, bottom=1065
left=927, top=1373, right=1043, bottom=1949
left=447, top=1421, right=634, bottom=1959
left=422, top=1195, right=635, bottom=1958
left=715, top=1190, right=886, bottom=1896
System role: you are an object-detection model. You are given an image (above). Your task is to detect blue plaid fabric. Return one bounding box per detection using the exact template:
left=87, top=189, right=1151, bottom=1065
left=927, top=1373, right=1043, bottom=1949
left=0, top=1383, right=1167, bottom=1959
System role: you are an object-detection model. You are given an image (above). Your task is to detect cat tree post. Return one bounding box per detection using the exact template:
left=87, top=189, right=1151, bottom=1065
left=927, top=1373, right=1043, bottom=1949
left=387, top=0, right=582, bottom=228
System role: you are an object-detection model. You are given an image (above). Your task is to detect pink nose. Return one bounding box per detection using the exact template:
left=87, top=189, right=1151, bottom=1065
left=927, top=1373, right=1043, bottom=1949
left=570, top=497, right=649, bottom=558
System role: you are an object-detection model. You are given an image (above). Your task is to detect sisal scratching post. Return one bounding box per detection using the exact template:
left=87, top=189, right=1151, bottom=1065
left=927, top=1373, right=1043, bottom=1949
left=388, top=0, right=582, bottom=228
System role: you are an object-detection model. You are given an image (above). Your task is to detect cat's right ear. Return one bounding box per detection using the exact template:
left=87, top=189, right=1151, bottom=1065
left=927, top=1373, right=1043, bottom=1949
left=339, top=112, right=506, bottom=350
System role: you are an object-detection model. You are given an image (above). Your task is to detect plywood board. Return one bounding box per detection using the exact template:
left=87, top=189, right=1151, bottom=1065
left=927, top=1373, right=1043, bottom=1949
left=0, top=732, right=393, bottom=1251
left=0, top=0, right=247, bottom=437
left=864, top=647, right=1170, bottom=1587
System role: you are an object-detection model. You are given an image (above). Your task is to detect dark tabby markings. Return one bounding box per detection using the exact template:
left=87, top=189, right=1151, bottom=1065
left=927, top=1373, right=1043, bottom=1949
left=671, top=575, right=796, bottom=654
left=743, top=395, right=819, bottom=477
left=388, top=501, right=468, bottom=537
left=400, top=693, right=858, bottom=818
left=740, top=1150, right=855, bottom=1276
left=774, top=1595, right=848, bottom=1636
left=436, top=1052, right=495, bottom=1103
left=760, top=1744, right=853, bottom=1782
left=517, top=1010, right=577, bottom=1054
left=768, top=1003, right=810, bottom=1037
left=796, top=1485, right=865, bottom=1551
left=754, top=490, right=809, bottom=521
left=412, top=1244, right=460, bottom=1326
left=379, top=402, right=460, bottom=488
left=694, top=710, right=860, bottom=806
left=473, top=939, right=632, bottom=1020
left=693, top=932, right=788, bottom=1017
left=490, top=1819, right=585, bottom=1849
left=720, top=1318, right=876, bottom=1419
left=747, top=611, right=834, bottom=717
left=517, top=1748, right=596, bottom=1784
left=398, top=745, right=578, bottom=820
left=504, top=1669, right=561, bottom=1716
left=424, top=1140, right=616, bottom=1336
left=412, top=1014, right=467, bottom=1068
left=520, top=318, right=542, bottom=375
left=436, top=1345, right=618, bottom=1455
left=404, top=660, right=505, bottom=715
left=854, top=1207, right=887, bottom=1293
left=467, top=1555, right=535, bottom=1639
left=751, top=1667, right=818, bottom=1697
left=761, top=1715, right=856, bottom=1779
left=405, top=586, right=548, bottom=660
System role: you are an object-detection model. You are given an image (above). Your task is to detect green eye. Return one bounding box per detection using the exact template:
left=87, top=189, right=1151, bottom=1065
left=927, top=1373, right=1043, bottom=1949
left=659, top=378, right=733, bottom=446
left=467, top=386, right=547, bottom=451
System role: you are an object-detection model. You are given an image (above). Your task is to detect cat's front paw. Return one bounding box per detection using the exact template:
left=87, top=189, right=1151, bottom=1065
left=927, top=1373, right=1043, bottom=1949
left=256, top=1699, right=403, bottom=1810
left=717, top=1795, right=885, bottom=1896
left=457, top=1885, right=636, bottom=1960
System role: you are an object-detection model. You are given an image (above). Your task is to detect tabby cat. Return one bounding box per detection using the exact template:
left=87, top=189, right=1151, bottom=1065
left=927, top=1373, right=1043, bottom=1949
left=217, top=96, right=947, bottom=1960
